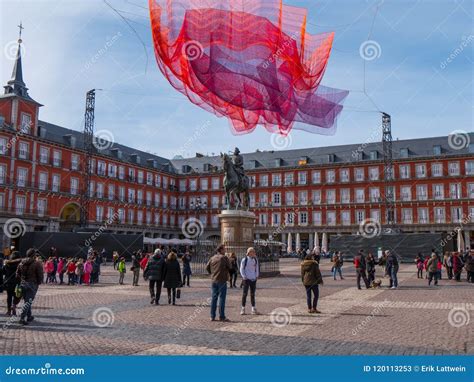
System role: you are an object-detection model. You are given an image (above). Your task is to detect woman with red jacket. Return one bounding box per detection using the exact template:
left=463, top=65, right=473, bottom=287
left=67, top=259, right=76, bottom=285
left=452, top=252, right=464, bottom=282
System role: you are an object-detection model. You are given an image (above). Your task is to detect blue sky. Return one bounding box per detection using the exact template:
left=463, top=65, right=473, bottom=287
left=0, top=0, right=472, bottom=159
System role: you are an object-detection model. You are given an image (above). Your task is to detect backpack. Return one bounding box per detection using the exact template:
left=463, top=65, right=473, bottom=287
left=354, top=256, right=360, bottom=268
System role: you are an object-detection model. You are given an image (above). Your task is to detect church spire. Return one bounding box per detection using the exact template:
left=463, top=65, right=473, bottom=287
left=4, top=22, right=30, bottom=98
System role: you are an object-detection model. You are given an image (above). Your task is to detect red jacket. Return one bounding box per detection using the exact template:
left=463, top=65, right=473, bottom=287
left=67, top=262, right=76, bottom=273
left=140, top=256, right=149, bottom=270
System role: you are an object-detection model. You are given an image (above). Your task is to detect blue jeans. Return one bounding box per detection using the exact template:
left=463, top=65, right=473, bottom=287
left=332, top=266, right=343, bottom=279
left=210, top=282, right=227, bottom=320
left=390, top=267, right=398, bottom=287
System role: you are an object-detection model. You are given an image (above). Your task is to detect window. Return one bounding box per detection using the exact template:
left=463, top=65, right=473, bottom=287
left=38, top=172, right=48, bottom=190
left=270, top=174, right=281, bottom=186
left=17, top=168, right=27, bottom=187
left=312, top=171, right=321, bottom=184
left=433, top=145, right=442, bottom=155
left=249, top=175, right=256, bottom=188
left=312, top=190, right=321, bottom=205
left=137, top=171, right=144, bottom=184
left=285, top=191, right=294, bottom=206
left=284, top=172, right=294, bottom=185
left=96, top=161, right=106, bottom=176
left=108, top=164, right=117, bottom=178
left=211, top=195, right=219, bottom=208
left=341, top=189, right=350, bottom=204
left=431, top=163, right=442, bottom=177
left=326, top=170, right=335, bottom=183
left=200, top=178, right=209, bottom=190
left=341, top=211, right=351, bottom=225
left=70, top=178, right=79, bottom=195
left=400, top=148, right=409, bottom=158
left=162, top=214, right=168, bottom=226
left=299, top=211, right=308, bottom=225
left=178, top=197, right=186, bottom=210
left=137, top=190, right=143, bottom=205
left=272, top=192, right=281, bottom=206
left=154, top=193, right=160, bottom=207
left=179, top=180, right=186, bottom=192
left=20, top=113, right=32, bottom=134
left=399, top=164, right=410, bottom=179
left=370, top=209, right=381, bottom=223
left=401, top=186, right=412, bottom=201
left=369, top=187, right=380, bottom=202
left=272, top=212, right=280, bottom=226
left=212, top=177, right=220, bottom=190
left=259, top=213, right=268, bottom=226
left=211, top=215, right=219, bottom=227
left=137, top=211, right=143, bottom=224
left=128, top=189, right=136, bottom=203
left=260, top=174, right=269, bottom=187
left=327, top=211, right=336, bottom=226
left=249, top=193, right=255, bottom=208
left=468, top=183, right=474, bottom=199
left=0, top=165, right=5, bottom=184
left=434, top=207, right=445, bottom=223
left=53, top=150, right=62, bottom=167
left=39, top=146, right=49, bottom=164
left=96, top=183, right=104, bottom=199
left=146, top=173, right=153, bottom=185
left=18, top=142, right=29, bottom=159
left=369, top=167, right=379, bottom=181
left=402, top=209, right=413, bottom=224
left=52, top=174, right=60, bottom=192
left=415, top=164, right=426, bottom=178
left=466, top=160, right=474, bottom=175
left=37, top=198, right=46, bottom=217
left=128, top=210, right=134, bottom=224
left=259, top=193, right=268, bottom=207
left=285, top=212, right=294, bottom=226
left=326, top=189, right=335, bottom=204
left=146, top=191, right=152, bottom=206
left=433, top=184, right=444, bottom=200
left=89, top=181, right=95, bottom=197
left=0, top=193, right=4, bottom=209
left=449, top=183, right=462, bottom=199
left=119, top=187, right=125, bottom=202
left=70, top=154, right=79, bottom=170
left=297, top=171, right=307, bottom=185
left=451, top=207, right=463, bottom=223
left=15, top=195, right=26, bottom=215
left=418, top=208, right=428, bottom=224
left=162, top=195, right=168, bottom=208
left=118, top=208, right=125, bottom=223
left=356, top=210, right=365, bottom=223
left=416, top=185, right=428, bottom=201
left=0, top=137, right=7, bottom=154
left=117, top=166, right=124, bottom=179
left=155, top=174, right=161, bottom=187
left=298, top=190, right=308, bottom=205
left=106, top=207, right=115, bottom=222
left=355, top=168, right=364, bottom=182
left=339, top=168, right=350, bottom=182
left=313, top=211, right=322, bottom=225
left=128, top=168, right=135, bottom=181
left=189, top=179, right=197, bottom=191
left=448, top=162, right=460, bottom=176
left=108, top=184, right=115, bottom=200
left=96, top=206, right=104, bottom=222
left=355, top=188, right=365, bottom=203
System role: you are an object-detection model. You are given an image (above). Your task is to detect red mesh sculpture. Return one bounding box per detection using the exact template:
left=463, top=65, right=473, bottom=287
left=149, top=0, right=348, bottom=135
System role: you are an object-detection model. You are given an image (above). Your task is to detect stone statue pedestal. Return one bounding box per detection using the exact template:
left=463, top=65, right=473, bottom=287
left=218, top=210, right=256, bottom=258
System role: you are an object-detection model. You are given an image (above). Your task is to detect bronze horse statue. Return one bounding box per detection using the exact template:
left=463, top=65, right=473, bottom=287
left=221, top=153, right=250, bottom=210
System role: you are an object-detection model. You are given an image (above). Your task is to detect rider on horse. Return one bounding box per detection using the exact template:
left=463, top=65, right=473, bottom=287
left=232, top=147, right=245, bottom=183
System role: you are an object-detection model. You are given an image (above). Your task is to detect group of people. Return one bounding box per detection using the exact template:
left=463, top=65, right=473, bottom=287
left=352, top=249, right=399, bottom=289
left=44, top=254, right=102, bottom=286
left=415, top=249, right=474, bottom=285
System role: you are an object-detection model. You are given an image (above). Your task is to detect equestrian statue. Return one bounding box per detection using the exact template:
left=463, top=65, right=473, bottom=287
left=221, top=147, right=250, bottom=210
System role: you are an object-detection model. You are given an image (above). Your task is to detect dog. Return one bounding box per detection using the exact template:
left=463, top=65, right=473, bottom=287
left=370, top=279, right=382, bottom=289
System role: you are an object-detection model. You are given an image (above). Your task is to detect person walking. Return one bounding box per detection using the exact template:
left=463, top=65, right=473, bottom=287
left=181, top=251, right=192, bottom=287
left=113, top=251, right=119, bottom=270
left=2, top=251, right=21, bottom=316
left=131, top=252, right=141, bottom=286
left=240, top=247, right=259, bottom=315
left=332, top=252, right=344, bottom=280
left=427, top=253, right=439, bottom=286
left=465, top=251, right=474, bottom=283
left=452, top=252, right=464, bottom=282
left=83, top=258, right=93, bottom=285
left=301, top=254, right=323, bottom=313
left=206, top=244, right=231, bottom=322
left=228, top=253, right=238, bottom=288
left=353, top=250, right=370, bottom=290
left=163, top=251, right=182, bottom=305
left=16, top=248, right=43, bottom=325
left=67, top=259, right=76, bottom=285
left=144, top=249, right=165, bottom=305
left=75, top=258, right=84, bottom=285
left=366, top=252, right=376, bottom=284
left=386, top=250, right=399, bottom=289
left=444, top=252, right=453, bottom=280
left=118, top=257, right=126, bottom=284
left=44, top=258, right=54, bottom=284
left=415, top=253, right=424, bottom=279
left=57, top=258, right=65, bottom=285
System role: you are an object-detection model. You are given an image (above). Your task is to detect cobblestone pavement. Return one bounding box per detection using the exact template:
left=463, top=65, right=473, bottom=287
left=0, top=259, right=472, bottom=355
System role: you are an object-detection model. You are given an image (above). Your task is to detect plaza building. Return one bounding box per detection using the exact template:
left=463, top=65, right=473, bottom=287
left=1, top=38, right=473, bottom=250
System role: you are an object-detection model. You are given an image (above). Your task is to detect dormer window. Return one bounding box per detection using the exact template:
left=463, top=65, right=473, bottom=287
left=400, top=148, right=409, bottom=158
left=370, top=150, right=378, bottom=160
left=203, top=163, right=212, bottom=172
left=274, top=158, right=282, bottom=167
left=327, top=154, right=335, bottom=163
left=298, top=156, right=308, bottom=166
left=248, top=160, right=258, bottom=169
left=111, top=148, right=122, bottom=159
left=130, top=153, right=141, bottom=164
left=433, top=145, right=442, bottom=155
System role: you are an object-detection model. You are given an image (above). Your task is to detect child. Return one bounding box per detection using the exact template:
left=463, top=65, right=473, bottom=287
left=83, top=258, right=93, bottom=285
left=415, top=253, right=424, bottom=279
left=67, top=259, right=76, bottom=285
left=75, top=258, right=84, bottom=285
left=118, top=257, right=126, bottom=284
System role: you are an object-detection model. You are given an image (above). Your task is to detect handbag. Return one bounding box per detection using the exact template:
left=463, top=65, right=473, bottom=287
left=176, top=288, right=181, bottom=299
left=15, top=284, right=22, bottom=299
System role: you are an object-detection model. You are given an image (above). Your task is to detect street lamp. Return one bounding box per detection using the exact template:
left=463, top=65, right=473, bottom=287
left=190, top=197, right=207, bottom=257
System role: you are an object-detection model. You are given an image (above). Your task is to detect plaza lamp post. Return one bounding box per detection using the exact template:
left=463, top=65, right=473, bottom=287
left=190, top=197, right=206, bottom=257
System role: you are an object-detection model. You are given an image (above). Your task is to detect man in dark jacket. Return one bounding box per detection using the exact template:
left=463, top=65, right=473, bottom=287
left=386, top=250, right=399, bottom=289
left=16, top=248, right=43, bottom=325
left=353, top=250, right=370, bottom=289
left=131, top=252, right=142, bottom=287
left=206, top=244, right=231, bottom=322
left=3, top=251, right=22, bottom=316
left=465, top=251, right=474, bottom=283
left=144, top=249, right=165, bottom=305
left=301, top=254, right=323, bottom=313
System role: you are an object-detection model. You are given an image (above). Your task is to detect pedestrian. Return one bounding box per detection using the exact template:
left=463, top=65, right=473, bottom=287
left=67, top=259, right=76, bottom=285
left=240, top=247, right=259, bottom=315
left=415, top=253, right=424, bottom=279
left=465, top=251, right=474, bottom=283
left=228, top=252, right=238, bottom=288
left=436, top=254, right=443, bottom=280
left=181, top=251, right=192, bottom=287
left=163, top=251, right=182, bottom=305
left=427, top=253, right=439, bottom=286
left=57, top=258, right=65, bottom=285
left=366, top=252, right=376, bottom=284
left=118, top=257, right=126, bottom=284
left=206, top=244, right=231, bottom=322
left=131, top=252, right=141, bottom=286
left=423, top=255, right=430, bottom=279
left=301, top=254, right=323, bottom=313
left=113, top=251, right=119, bottom=270
left=83, top=258, right=92, bottom=285
left=91, top=256, right=100, bottom=285
left=16, top=248, right=43, bottom=325
left=386, top=250, right=399, bottom=289
left=44, top=257, right=54, bottom=284
left=353, top=250, right=370, bottom=290
left=144, top=249, right=165, bottom=305
left=452, top=252, right=464, bottom=282
left=75, top=258, right=84, bottom=285
left=444, top=252, right=453, bottom=280
left=332, top=252, right=343, bottom=280
left=2, top=251, right=21, bottom=316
